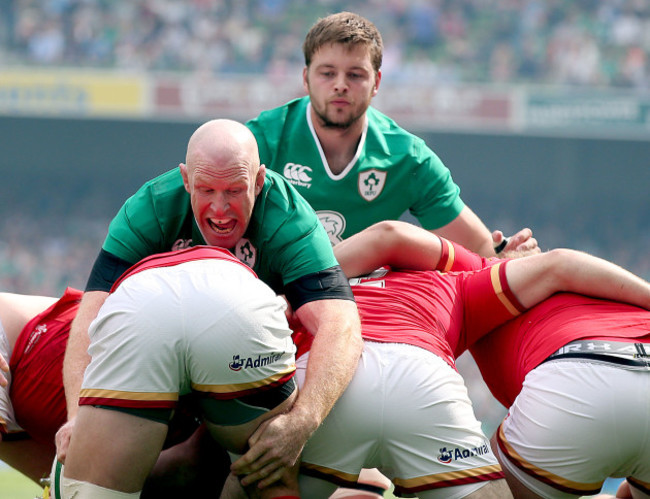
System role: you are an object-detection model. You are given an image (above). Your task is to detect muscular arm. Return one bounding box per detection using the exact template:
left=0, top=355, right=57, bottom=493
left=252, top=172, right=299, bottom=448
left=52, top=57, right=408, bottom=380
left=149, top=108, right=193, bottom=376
left=231, top=298, right=362, bottom=488
left=506, top=248, right=650, bottom=310
left=291, top=298, right=362, bottom=428
left=57, top=290, right=108, bottom=461
left=336, top=221, right=650, bottom=311
left=63, top=291, right=107, bottom=418
left=334, top=220, right=444, bottom=277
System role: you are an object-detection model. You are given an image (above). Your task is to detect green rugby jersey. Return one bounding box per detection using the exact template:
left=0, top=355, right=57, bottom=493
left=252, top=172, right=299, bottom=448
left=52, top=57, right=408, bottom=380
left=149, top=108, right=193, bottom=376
left=102, top=167, right=336, bottom=292
left=247, top=96, right=465, bottom=244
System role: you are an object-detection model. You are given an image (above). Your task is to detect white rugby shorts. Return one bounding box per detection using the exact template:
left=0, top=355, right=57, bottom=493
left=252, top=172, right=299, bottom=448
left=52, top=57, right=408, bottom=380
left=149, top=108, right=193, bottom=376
left=81, top=259, right=296, bottom=409
left=497, top=360, right=650, bottom=498
left=297, top=342, right=502, bottom=498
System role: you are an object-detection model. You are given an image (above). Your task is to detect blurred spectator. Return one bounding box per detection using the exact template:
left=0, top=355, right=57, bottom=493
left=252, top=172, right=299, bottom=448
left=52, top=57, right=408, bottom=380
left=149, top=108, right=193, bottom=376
left=1, top=0, right=648, bottom=89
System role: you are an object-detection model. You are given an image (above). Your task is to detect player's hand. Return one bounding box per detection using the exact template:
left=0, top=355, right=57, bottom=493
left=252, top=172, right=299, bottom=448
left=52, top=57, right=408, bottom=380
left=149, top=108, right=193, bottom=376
left=492, top=228, right=540, bottom=255
left=231, top=410, right=314, bottom=489
left=55, top=418, right=76, bottom=463
left=0, top=352, right=8, bottom=387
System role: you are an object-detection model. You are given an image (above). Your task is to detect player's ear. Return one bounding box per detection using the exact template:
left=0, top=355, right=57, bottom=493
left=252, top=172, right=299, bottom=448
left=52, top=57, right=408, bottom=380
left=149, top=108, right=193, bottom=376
left=372, top=69, right=382, bottom=96
left=255, top=165, right=266, bottom=196
left=179, top=163, right=191, bottom=192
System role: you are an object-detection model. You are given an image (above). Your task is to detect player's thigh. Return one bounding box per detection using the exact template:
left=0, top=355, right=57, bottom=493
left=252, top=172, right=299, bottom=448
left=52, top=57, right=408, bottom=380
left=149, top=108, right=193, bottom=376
left=497, top=361, right=650, bottom=498
left=64, top=406, right=168, bottom=492
left=297, top=342, right=388, bottom=485
left=83, top=275, right=190, bottom=399
left=185, top=262, right=296, bottom=416
left=381, top=344, right=499, bottom=497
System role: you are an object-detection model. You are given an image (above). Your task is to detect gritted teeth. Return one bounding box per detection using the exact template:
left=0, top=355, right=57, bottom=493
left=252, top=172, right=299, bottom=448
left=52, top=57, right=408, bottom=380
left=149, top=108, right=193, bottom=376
left=208, top=219, right=235, bottom=233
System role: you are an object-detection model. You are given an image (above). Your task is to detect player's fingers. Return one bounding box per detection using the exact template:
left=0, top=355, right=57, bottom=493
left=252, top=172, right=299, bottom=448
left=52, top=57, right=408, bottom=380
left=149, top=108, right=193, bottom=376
left=255, top=466, right=286, bottom=489
left=231, top=446, right=270, bottom=475
left=516, top=237, right=540, bottom=253
left=55, top=422, right=74, bottom=463
left=239, top=460, right=283, bottom=488
left=509, top=228, right=534, bottom=246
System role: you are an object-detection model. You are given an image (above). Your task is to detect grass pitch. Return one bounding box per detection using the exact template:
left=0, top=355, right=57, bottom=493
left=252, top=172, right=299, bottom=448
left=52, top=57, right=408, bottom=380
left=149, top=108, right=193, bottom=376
left=0, top=467, right=43, bottom=498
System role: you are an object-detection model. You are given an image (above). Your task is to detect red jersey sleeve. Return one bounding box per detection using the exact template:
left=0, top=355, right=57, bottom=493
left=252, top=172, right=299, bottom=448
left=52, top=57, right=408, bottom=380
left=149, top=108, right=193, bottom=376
left=437, top=238, right=502, bottom=272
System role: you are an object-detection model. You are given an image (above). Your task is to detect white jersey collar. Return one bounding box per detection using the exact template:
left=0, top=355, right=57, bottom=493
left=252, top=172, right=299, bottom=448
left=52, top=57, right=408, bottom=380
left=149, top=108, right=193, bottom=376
left=306, top=101, right=367, bottom=180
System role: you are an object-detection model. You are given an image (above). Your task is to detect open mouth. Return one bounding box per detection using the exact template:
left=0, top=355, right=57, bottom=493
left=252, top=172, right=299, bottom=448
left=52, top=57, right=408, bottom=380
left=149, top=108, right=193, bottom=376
left=208, top=219, right=236, bottom=234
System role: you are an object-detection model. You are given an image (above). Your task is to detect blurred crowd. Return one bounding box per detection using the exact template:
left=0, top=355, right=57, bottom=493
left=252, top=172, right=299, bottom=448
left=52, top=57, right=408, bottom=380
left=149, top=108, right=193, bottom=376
left=0, top=215, right=106, bottom=296
left=1, top=0, right=649, bottom=89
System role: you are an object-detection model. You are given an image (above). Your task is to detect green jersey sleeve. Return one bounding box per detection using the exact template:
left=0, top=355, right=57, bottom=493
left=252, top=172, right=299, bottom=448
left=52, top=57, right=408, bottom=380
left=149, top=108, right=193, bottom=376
left=406, top=136, right=465, bottom=230
left=102, top=168, right=196, bottom=264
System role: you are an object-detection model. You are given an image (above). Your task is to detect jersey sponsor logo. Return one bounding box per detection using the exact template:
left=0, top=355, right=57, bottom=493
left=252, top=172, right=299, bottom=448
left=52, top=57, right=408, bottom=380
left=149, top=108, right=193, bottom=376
left=172, top=238, right=192, bottom=251
left=234, top=238, right=257, bottom=268
left=358, top=169, right=386, bottom=202
left=24, top=324, right=47, bottom=354
left=437, top=443, right=491, bottom=464
left=283, top=162, right=313, bottom=188
left=317, top=210, right=346, bottom=245
left=229, top=353, right=284, bottom=371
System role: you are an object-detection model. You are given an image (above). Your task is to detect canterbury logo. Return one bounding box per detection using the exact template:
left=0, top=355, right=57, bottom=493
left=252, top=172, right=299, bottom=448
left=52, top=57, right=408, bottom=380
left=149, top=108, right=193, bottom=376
left=283, top=163, right=312, bottom=187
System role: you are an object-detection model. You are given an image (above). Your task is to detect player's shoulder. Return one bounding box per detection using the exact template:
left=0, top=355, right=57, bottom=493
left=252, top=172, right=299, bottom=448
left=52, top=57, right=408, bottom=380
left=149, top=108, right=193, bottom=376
left=366, top=106, right=429, bottom=155
left=247, top=97, right=308, bottom=129
left=260, top=169, right=308, bottom=211
left=122, top=168, right=187, bottom=219
left=137, top=167, right=184, bottom=194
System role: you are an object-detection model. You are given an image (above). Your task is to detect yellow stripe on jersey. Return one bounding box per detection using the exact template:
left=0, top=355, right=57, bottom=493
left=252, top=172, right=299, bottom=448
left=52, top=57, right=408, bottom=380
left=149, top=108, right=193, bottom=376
left=392, top=464, right=503, bottom=489
left=442, top=239, right=455, bottom=272
left=497, top=424, right=602, bottom=493
left=79, top=388, right=178, bottom=402
left=300, top=462, right=360, bottom=484
left=192, top=366, right=296, bottom=394
left=490, top=263, right=520, bottom=316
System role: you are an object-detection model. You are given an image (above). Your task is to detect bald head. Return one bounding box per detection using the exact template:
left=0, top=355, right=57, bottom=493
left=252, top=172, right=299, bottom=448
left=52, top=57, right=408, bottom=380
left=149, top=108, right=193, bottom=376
left=185, top=119, right=260, bottom=175
left=180, top=119, right=266, bottom=249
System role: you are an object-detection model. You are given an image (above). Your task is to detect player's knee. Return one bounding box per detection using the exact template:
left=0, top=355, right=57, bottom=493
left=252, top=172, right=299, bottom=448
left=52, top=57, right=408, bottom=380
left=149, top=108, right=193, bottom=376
left=60, top=475, right=141, bottom=498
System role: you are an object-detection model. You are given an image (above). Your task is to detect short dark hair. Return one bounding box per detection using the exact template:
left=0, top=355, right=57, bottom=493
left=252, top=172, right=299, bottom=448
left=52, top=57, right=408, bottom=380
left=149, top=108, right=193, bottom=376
left=303, top=11, right=383, bottom=74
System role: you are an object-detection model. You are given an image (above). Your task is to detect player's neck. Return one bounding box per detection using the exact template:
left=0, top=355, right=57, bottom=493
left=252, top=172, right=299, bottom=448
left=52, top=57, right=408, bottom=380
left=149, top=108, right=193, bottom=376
left=313, top=120, right=363, bottom=175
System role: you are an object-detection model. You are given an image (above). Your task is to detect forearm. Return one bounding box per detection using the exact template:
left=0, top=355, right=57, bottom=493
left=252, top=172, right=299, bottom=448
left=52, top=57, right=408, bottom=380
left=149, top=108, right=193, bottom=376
left=554, top=249, right=650, bottom=309
left=293, top=300, right=362, bottom=430
left=507, top=249, right=650, bottom=309
left=63, top=291, right=107, bottom=418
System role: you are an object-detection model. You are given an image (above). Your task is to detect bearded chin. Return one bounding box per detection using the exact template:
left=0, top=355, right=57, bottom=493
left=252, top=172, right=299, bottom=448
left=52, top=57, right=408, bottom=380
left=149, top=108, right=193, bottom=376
left=317, top=109, right=363, bottom=130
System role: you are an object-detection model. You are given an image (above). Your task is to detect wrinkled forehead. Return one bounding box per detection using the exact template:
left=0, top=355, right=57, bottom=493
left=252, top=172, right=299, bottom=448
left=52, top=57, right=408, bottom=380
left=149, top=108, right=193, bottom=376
left=189, top=159, right=255, bottom=184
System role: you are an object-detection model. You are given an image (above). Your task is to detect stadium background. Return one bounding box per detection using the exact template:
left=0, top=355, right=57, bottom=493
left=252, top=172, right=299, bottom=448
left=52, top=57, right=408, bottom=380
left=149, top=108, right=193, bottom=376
left=1, top=1, right=649, bottom=497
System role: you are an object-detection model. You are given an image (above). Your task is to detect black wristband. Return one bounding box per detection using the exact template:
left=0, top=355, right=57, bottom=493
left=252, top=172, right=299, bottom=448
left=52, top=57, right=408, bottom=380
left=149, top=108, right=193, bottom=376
left=494, top=237, right=509, bottom=254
